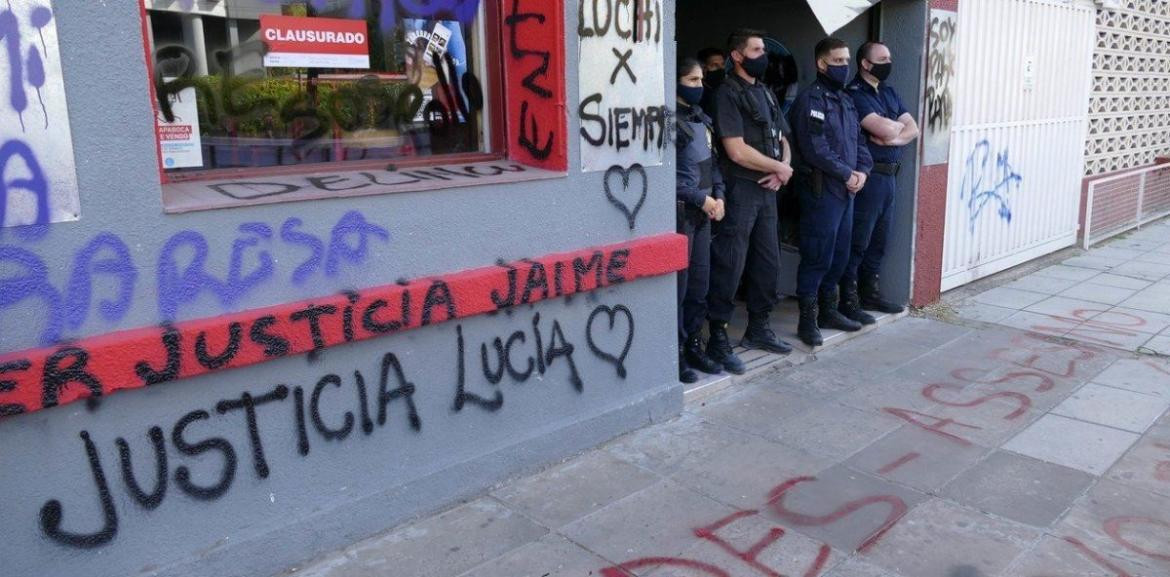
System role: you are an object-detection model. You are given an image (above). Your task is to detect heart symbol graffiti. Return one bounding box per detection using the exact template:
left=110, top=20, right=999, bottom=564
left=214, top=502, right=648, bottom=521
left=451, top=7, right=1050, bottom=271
left=603, top=164, right=648, bottom=230
left=586, top=304, right=635, bottom=379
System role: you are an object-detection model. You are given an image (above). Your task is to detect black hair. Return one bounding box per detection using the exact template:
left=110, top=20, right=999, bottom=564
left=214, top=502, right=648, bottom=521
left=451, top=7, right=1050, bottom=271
left=858, top=41, right=886, bottom=63
left=727, top=29, right=765, bottom=54
left=815, top=37, right=848, bottom=61
left=697, top=47, right=725, bottom=64
left=678, top=57, right=702, bottom=79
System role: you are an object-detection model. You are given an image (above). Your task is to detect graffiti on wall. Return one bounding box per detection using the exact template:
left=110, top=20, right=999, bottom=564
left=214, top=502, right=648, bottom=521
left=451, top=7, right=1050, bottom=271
left=0, top=210, right=391, bottom=348
left=960, top=139, right=1021, bottom=232
left=0, top=0, right=79, bottom=232
left=36, top=299, right=638, bottom=549
left=578, top=0, right=667, bottom=172
left=504, top=0, right=567, bottom=171
left=0, top=233, right=686, bottom=418
left=923, top=9, right=956, bottom=166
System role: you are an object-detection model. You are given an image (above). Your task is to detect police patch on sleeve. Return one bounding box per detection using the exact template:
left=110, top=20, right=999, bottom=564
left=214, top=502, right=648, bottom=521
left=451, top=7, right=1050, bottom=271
left=810, top=110, right=825, bottom=121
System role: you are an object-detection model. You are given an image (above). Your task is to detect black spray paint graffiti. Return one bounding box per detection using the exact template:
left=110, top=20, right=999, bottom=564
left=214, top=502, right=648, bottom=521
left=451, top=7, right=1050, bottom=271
left=577, top=0, right=668, bottom=158
left=38, top=304, right=636, bottom=549
left=603, top=164, right=648, bottom=230
left=205, top=162, right=527, bottom=201
left=505, top=0, right=556, bottom=161
left=926, top=14, right=956, bottom=134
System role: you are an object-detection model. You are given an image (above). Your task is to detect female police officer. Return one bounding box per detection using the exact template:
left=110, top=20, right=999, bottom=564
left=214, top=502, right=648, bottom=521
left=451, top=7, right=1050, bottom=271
left=675, top=58, right=726, bottom=383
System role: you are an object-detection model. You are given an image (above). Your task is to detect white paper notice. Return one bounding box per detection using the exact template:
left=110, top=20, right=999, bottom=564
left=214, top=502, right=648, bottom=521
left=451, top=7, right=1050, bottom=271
left=577, top=0, right=667, bottom=172
left=157, top=82, right=204, bottom=169
left=0, top=0, right=81, bottom=229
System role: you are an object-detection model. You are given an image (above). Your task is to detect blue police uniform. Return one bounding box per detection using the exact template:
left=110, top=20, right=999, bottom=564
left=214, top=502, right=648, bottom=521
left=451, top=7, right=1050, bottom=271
left=789, top=75, right=873, bottom=300
left=675, top=104, right=725, bottom=346
left=845, top=75, right=908, bottom=287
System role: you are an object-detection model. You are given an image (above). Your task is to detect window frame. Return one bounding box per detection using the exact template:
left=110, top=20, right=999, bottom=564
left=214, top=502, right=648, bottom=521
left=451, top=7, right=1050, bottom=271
left=139, top=0, right=509, bottom=188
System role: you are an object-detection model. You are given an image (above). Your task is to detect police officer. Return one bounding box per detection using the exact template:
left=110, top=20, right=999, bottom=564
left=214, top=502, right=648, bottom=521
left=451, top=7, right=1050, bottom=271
left=697, top=47, right=727, bottom=117
left=675, top=58, right=726, bottom=383
left=789, top=37, right=874, bottom=347
left=705, top=28, right=796, bottom=375
left=840, top=42, right=919, bottom=321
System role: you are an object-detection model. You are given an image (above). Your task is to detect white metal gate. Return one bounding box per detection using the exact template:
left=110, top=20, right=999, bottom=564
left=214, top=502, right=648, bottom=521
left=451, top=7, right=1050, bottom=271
left=940, top=0, right=1096, bottom=291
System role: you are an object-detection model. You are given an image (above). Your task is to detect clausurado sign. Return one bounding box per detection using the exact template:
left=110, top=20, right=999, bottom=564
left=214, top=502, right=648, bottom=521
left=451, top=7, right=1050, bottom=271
left=260, top=14, right=371, bottom=69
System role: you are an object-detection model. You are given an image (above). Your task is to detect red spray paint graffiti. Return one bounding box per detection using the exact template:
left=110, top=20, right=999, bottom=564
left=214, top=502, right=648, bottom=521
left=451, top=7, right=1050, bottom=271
left=503, top=0, right=567, bottom=171
left=0, top=233, right=686, bottom=418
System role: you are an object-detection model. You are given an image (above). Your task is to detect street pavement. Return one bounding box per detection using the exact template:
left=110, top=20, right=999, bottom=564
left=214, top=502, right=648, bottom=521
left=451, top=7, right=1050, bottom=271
left=286, top=219, right=1170, bottom=577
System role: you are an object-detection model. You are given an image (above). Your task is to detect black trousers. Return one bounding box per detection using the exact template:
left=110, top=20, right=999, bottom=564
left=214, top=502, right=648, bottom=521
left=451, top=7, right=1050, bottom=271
left=843, top=171, right=896, bottom=283
left=678, top=203, right=711, bottom=342
left=707, top=178, right=780, bottom=324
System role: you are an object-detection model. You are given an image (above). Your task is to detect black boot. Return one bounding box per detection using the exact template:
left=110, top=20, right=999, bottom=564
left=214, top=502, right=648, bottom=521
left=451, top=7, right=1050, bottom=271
left=818, top=288, right=863, bottom=332
left=797, top=296, right=823, bottom=347
left=706, top=321, right=747, bottom=375
left=859, top=272, right=905, bottom=314
left=839, top=279, right=876, bottom=326
left=679, top=349, right=698, bottom=384
left=742, top=315, right=793, bottom=355
left=685, top=334, right=724, bottom=375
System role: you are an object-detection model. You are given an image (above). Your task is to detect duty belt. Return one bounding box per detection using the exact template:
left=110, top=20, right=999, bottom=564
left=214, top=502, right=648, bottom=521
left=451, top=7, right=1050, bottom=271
left=872, top=162, right=901, bottom=176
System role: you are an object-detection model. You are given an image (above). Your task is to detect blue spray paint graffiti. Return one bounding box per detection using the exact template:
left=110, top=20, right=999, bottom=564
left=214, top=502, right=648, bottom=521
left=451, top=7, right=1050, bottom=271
left=0, top=1, right=52, bottom=131
left=1, top=1, right=60, bottom=237
left=960, top=139, right=1021, bottom=232
left=0, top=211, right=389, bottom=347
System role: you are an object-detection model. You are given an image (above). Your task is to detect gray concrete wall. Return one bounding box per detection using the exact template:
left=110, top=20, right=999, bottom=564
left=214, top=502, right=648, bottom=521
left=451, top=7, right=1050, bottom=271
left=0, top=2, right=682, bottom=577
left=676, top=0, right=928, bottom=302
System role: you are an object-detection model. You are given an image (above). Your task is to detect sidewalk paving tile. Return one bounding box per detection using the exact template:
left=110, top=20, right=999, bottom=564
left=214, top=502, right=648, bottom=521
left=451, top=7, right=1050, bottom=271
left=1119, top=290, right=1170, bottom=315
left=940, top=450, right=1094, bottom=528
left=1089, top=307, right=1170, bottom=335
left=457, top=534, right=612, bottom=577
left=661, top=510, right=846, bottom=577
left=1053, top=480, right=1170, bottom=576
left=860, top=499, right=1039, bottom=577
left=1005, top=274, right=1082, bottom=296
left=845, top=426, right=992, bottom=492
left=822, top=557, right=903, bottom=577
left=1025, top=296, right=1113, bottom=318
left=558, top=480, right=736, bottom=575
left=603, top=413, right=750, bottom=478
left=1003, top=414, right=1139, bottom=475
left=1134, top=251, right=1170, bottom=266
left=1059, top=283, right=1140, bottom=306
left=759, top=464, right=928, bottom=553
left=1144, top=335, right=1170, bottom=355
left=994, top=310, right=1075, bottom=337
left=1110, top=261, right=1170, bottom=282
left=1051, top=383, right=1170, bottom=433
left=689, top=386, right=821, bottom=443
left=1033, top=264, right=1102, bottom=281
left=294, top=498, right=547, bottom=577
left=998, top=534, right=1148, bottom=577
left=1062, top=255, right=1126, bottom=271
left=953, top=301, right=1017, bottom=324
left=1092, top=358, right=1170, bottom=398
left=1105, top=424, right=1170, bottom=500
left=968, top=287, right=1051, bottom=310
left=772, top=402, right=904, bottom=461
left=490, top=451, right=661, bottom=529
left=1086, top=272, right=1154, bottom=290
left=668, top=433, right=834, bottom=510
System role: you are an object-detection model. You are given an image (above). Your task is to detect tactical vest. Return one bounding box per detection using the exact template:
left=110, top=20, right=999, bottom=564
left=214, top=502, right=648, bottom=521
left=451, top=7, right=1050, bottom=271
left=723, top=76, right=784, bottom=181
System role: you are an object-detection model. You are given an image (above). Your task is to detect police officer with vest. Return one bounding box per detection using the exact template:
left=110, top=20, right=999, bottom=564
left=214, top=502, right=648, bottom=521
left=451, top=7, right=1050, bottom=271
left=841, top=41, right=919, bottom=321
left=788, top=38, right=874, bottom=347
left=705, top=28, right=795, bottom=375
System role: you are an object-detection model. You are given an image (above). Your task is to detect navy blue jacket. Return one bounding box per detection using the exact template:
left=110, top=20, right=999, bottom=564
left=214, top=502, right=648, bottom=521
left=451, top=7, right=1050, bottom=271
left=847, top=76, right=910, bottom=164
left=675, top=104, right=726, bottom=207
left=788, top=75, right=873, bottom=198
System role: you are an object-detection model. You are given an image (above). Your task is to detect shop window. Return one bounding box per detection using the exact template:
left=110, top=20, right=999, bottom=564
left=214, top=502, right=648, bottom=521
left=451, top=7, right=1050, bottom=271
left=140, top=0, right=566, bottom=212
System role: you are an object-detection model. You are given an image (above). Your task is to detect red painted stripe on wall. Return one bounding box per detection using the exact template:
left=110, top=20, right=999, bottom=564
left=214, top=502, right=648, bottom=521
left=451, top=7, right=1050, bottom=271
left=0, top=233, right=687, bottom=419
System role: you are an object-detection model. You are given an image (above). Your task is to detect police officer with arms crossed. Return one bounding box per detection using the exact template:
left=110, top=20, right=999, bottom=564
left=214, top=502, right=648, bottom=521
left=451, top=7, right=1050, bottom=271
left=789, top=37, right=873, bottom=347
left=705, top=28, right=796, bottom=375
left=839, top=41, right=919, bottom=322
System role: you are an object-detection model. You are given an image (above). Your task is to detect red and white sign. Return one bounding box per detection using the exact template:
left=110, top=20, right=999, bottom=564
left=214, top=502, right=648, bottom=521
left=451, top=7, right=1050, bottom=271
left=260, top=15, right=370, bottom=69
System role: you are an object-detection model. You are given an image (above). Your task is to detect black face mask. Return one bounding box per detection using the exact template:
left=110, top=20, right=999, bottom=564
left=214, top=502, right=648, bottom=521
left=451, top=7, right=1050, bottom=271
left=704, top=68, right=726, bottom=86
left=867, top=61, right=893, bottom=82
left=741, top=54, right=768, bottom=79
